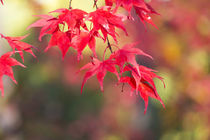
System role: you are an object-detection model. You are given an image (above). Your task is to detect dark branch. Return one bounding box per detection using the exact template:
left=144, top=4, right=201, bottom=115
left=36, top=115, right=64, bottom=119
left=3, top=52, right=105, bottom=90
left=94, top=0, right=98, bottom=9
left=69, top=0, right=72, bottom=9
left=106, top=37, right=113, bottom=53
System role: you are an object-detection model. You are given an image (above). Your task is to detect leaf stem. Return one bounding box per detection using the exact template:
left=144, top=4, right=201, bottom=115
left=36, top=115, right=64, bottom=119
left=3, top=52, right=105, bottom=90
left=94, top=0, right=113, bottom=53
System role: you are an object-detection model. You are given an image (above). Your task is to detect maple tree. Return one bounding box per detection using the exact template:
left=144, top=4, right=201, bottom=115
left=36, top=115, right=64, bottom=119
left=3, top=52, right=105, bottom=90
left=0, top=0, right=165, bottom=113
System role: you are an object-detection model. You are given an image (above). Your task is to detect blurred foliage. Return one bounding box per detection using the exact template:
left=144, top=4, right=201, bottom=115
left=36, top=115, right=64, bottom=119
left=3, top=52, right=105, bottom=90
left=0, top=0, right=210, bottom=140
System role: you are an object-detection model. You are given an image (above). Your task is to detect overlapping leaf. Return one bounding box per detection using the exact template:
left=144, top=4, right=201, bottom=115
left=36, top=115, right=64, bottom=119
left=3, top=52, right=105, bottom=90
left=44, top=30, right=72, bottom=59
left=27, top=15, right=60, bottom=41
left=87, top=6, right=127, bottom=42
left=110, top=43, right=152, bottom=75
left=79, top=57, right=119, bottom=93
left=105, top=0, right=159, bottom=27
left=50, top=8, right=88, bottom=33
left=120, top=65, right=165, bottom=114
left=28, top=8, right=95, bottom=60
left=0, top=52, right=25, bottom=96
left=71, top=30, right=97, bottom=60
left=0, top=33, right=36, bottom=62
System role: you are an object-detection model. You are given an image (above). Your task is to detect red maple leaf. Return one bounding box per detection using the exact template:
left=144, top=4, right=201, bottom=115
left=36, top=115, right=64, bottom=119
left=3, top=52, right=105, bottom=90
left=44, top=30, right=72, bottom=59
left=28, top=8, right=88, bottom=41
left=44, top=30, right=96, bottom=60
left=110, top=43, right=152, bottom=74
left=0, top=52, right=25, bottom=96
left=134, top=3, right=159, bottom=28
left=71, top=29, right=105, bottom=60
left=87, top=6, right=127, bottom=42
left=50, top=8, right=88, bottom=33
left=120, top=65, right=165, bottom=114
left=27, top=15, right=60, bottom=41
left=71, top=30, right=97, bottom=60
left=28, top=8, right=91, bottom=60
left=0, top=33, right=36, bottom=62
left=79, top=57, right=119, bottom=93
left=106, top=0, right=159, bottom=27
left=110, top=43, right=153, bottom=93
left=0, top=0, right=3, bottom=5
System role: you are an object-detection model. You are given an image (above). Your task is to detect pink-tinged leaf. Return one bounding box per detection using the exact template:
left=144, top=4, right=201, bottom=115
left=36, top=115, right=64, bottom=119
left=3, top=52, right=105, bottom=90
left=0, top=34, right=36, bottom=62
left=71, top=31, right=97, bottom=60
left=50, top=8, right=88, bottom=32
left=139, top=82, right=164, bottom=114
left=124, top=64, right=142, bottom=94
left=123, top=64, right=165, bottom=98
left=110, top=0, right=159, bottom=27
left=134, top=7, right=158, bottom=28
left=49, top=8, right=68, bottom=14
left=0, top=52, right=25, bottom=96
left=120, top=73, right=164, bottom=114
left=27, top=15, right=60, bottom=41
left=28, top=8, right=89, bottom=60
left=27, top=15, right=55, bottom=29
left=110, top=43, right=152, bottom=75
left=79, top=57, right=119, bottom=93
left=120, top=63, right=165, bottom=114
left=88, top=36, right=96, bottom=57
left=87, top=6, right=127, bottom=42
left=139, top=65, right=165, bottom=91
left=45, top=30, right=71, bottom=60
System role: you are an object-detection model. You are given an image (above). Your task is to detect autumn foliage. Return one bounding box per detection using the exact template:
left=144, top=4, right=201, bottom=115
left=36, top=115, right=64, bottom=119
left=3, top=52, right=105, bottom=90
left=0, top=0, right=164, bottom=113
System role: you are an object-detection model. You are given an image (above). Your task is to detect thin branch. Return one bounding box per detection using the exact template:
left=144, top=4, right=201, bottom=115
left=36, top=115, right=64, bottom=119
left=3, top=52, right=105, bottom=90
left=106, top=37, right=113, bottom=53
left=69, top=0, right=72, bottom=9
left=121, top=83, right=125, bottom=92
left=94, top=0, right=98, bottom=9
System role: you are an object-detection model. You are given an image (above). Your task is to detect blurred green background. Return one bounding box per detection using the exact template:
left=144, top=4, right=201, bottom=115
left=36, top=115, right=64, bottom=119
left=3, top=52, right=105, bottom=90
left=0, top=0, right=210, bottom=140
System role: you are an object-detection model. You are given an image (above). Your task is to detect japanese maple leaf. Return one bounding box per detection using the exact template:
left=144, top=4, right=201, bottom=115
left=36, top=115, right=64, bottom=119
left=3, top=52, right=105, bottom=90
left=110, top=43, right=153, bottom=94
left=123, top=64, right=165, bottom=95
left=71, top=30, right=96, bottom=60
left=46, top=29, right=99, bottom=60
left=0, top=52, right=25, bottom=96
left=28, top=9, right=90, bottom=60
left=0, top=34, right=36, bottom=62
left=50, top=8, right=88, bottom=33
left=134, top=4, right=159, bottom=28
left=109, top=0, right=159, bottom=27
left=110, top=43, right=152, bottom=75
left=87, top=6, right=127, bottom=42
left=120, top=66, right=165, bottom=114
left=79, top=57, right=119, bottom=93
left=28, top=8, right=88, bottom=41
left=139, top=65, right=165, bottom=94
left=27, top=14, right=60, bottom=41
left=44, top=30, right=72, bottom=59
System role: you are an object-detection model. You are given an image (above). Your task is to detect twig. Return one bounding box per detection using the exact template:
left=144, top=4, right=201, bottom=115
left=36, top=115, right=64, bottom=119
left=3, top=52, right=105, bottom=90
left=94, top=0, right=98, bottom=9
left=106, top=37, right=113, bottom=53
left=69, top=0, right=72, bottom=9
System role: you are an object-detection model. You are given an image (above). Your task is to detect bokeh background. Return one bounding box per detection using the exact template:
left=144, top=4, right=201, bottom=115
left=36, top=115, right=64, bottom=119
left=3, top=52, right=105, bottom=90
left=0, top=0, right=210, bottom=139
